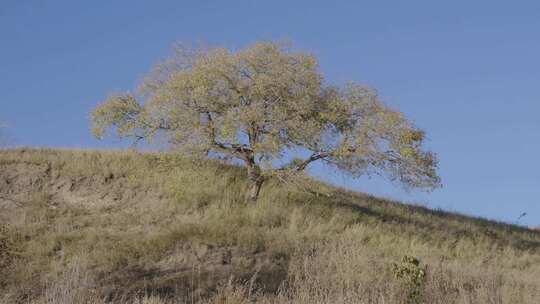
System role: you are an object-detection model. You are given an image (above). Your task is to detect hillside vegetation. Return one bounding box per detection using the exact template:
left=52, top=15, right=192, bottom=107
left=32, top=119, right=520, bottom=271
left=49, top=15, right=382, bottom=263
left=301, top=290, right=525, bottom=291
left=1, top=148, right=539, bottom=304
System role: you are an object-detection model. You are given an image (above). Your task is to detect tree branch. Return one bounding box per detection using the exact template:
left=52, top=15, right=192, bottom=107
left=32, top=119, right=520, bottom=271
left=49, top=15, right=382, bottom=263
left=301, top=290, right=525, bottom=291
left=204, top=111, right=253, bottom=161
left=293, top=151, right=333, bottom=171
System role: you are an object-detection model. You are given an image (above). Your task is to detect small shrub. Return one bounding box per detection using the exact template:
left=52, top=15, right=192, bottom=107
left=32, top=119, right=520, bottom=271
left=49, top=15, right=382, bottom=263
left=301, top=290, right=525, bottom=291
left=392, top=255, right=427, bottom=304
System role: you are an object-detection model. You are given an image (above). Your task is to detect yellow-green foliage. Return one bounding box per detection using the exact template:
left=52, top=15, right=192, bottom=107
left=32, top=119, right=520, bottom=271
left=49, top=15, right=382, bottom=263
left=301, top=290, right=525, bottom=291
left=0, top=148, right=539, bottom=303
left=91, top=41, right=440, bottom=204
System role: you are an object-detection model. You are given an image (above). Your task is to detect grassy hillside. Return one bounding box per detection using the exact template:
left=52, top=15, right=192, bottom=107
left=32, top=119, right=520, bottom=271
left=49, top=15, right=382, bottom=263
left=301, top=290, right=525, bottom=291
left=1, top=148, right=539, bottom=304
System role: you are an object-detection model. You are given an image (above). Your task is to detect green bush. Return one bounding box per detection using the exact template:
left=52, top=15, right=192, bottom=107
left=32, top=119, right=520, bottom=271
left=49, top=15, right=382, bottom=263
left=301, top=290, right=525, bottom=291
left=392, top=255, right=427, bottom=304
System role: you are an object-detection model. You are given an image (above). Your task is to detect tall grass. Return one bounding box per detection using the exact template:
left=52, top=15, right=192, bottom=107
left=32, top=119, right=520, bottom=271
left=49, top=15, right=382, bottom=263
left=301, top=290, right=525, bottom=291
left=1, top=148, right=539, bottom=303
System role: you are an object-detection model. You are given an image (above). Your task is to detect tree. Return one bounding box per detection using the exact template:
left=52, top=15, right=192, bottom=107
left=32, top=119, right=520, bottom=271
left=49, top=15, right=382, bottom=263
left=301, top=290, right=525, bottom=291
left=91, top=42, right=440, bottom=202
left=0, top=122, right=7, bottom=147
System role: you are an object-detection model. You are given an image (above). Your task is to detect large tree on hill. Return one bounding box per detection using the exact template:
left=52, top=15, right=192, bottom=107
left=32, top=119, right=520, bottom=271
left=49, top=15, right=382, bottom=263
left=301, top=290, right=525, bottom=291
left=91, top=42, right=441, bottom=202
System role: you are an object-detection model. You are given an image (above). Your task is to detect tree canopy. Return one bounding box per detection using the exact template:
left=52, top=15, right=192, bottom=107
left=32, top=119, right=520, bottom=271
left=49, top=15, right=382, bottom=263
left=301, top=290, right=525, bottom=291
left=91, top=41, right=440, bottom=202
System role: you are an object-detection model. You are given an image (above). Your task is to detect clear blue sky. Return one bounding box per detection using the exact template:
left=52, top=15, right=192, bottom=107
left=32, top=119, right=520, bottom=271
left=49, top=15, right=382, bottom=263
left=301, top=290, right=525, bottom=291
left=2, top=1, right=539, bottom=226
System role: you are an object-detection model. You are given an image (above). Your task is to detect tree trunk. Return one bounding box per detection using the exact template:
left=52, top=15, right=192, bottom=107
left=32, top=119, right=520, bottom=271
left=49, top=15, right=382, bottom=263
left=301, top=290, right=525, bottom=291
left=245, top=165, right=264, bottom=203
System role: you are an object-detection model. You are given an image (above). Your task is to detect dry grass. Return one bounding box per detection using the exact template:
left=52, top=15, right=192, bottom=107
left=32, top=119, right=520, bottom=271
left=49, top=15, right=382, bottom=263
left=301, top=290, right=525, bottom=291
left=1, top=148, right=539, bottom=303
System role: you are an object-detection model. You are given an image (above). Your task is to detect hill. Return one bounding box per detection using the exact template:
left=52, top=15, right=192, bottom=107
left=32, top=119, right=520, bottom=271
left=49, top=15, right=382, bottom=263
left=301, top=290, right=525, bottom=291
left=1, top=148, right=539, bottom=303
